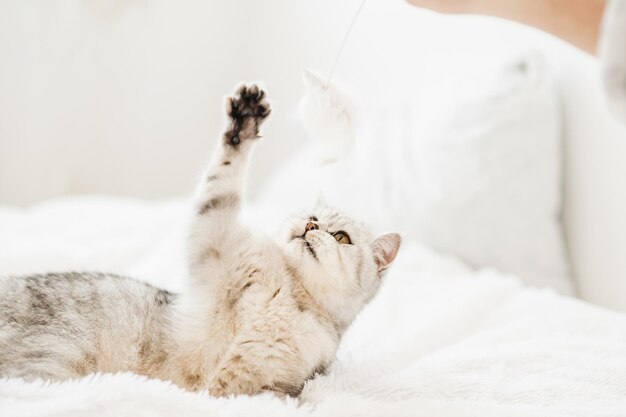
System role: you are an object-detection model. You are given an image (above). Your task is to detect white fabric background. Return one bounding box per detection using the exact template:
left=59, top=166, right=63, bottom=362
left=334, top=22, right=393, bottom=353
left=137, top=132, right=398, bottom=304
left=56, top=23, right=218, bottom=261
left=265, top=52, right=573, bottom=294
left=600, top=0, right=626, bottom=121
left=1, top=0, right=626, bottom=309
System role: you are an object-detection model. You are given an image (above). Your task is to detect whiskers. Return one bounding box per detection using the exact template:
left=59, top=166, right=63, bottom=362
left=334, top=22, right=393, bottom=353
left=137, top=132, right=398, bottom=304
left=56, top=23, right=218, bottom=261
left=289, top=229, right=326, bottom=261
left=285, top=212, right=354, bottom=262
left=303, top=236, right=325, bottom=249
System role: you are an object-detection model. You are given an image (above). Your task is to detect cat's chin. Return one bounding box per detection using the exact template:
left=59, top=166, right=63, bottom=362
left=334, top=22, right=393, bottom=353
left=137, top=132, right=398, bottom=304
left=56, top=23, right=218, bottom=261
left=284, top=238, right=313, bottom=263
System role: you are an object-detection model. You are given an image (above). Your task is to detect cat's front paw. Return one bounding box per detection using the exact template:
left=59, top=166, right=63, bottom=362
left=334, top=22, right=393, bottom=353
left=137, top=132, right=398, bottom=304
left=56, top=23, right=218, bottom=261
left=224, top=84, right=271, bottom=147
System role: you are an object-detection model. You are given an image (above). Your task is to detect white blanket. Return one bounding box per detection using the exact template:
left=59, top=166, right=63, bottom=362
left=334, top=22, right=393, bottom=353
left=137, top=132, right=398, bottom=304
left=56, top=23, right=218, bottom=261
left=1, top=197, right=626, bottom=417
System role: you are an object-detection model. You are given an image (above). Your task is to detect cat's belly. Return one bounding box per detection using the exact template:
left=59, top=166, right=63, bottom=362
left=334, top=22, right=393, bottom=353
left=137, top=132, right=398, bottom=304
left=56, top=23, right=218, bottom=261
left=197, top=277, right=338, bottom=396
left=0, top=272, right=173, bottom=381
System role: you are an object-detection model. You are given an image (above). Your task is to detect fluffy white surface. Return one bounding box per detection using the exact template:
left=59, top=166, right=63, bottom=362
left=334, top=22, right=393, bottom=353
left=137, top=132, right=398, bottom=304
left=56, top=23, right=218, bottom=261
left=1, top=197, right=626, bottom=416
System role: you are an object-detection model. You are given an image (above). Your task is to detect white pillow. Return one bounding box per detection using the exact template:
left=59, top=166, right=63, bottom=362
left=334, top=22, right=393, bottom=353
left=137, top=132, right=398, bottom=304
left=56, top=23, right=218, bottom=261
left=261, top=52, right=573, bottom=295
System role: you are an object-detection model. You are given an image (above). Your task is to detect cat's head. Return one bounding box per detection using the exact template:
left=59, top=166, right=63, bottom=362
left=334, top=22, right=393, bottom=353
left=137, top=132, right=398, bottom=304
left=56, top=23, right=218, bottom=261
left=279, top=202, right=401, bottom=330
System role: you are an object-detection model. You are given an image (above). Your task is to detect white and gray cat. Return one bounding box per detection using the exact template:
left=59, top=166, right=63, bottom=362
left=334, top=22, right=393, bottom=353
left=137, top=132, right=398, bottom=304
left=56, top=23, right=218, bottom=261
left=0, top=85, right=401, bottom=397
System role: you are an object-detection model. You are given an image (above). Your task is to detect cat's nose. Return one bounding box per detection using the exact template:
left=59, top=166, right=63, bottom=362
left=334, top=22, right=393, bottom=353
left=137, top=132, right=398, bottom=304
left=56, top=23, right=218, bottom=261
left=305, top=222, right=319, bottom=233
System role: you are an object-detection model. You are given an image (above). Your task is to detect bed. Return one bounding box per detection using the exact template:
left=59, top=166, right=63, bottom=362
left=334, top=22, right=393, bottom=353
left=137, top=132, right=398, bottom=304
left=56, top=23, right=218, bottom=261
left=1, top=197, right=626, bottom=416
left=2, top=2, right=626, bottom=415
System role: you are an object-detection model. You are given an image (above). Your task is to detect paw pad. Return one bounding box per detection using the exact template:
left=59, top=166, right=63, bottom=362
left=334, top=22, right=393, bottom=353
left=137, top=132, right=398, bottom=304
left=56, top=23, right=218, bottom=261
left=228, top=84, right=271, bottom=122
left=225, top=84, right=271, bottom=146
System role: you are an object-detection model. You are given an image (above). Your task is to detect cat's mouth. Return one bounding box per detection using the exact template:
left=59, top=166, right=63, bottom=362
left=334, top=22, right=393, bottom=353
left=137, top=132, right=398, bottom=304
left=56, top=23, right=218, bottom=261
left=292, top=234, right=318, bottom=260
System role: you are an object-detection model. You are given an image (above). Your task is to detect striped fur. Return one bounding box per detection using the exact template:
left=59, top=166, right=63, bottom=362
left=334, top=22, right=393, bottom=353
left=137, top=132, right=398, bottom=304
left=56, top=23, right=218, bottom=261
left=0, top=85, right=401, bottom=397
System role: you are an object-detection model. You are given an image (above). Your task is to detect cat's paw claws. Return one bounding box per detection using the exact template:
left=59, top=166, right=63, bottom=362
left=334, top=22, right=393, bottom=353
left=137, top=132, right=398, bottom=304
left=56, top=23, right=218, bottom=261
left=224, top=84, right=271, bottom=147
left=229, top=84, right=271, bottom=121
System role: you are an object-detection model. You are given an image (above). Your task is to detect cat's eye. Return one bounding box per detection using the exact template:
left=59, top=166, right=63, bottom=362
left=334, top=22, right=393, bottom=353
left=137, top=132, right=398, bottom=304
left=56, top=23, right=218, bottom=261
left=332, top=231, right=352, bottom=245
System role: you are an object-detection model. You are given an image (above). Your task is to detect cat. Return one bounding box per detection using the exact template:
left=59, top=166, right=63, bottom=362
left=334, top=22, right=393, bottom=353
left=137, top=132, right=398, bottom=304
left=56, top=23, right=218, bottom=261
left=0, top=84, right=401, bottom=397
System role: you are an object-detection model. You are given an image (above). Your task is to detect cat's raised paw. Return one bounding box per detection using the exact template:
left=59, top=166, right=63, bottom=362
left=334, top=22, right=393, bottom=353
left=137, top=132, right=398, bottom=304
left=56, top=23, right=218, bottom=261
left=224, top=84, right=271, bottom=147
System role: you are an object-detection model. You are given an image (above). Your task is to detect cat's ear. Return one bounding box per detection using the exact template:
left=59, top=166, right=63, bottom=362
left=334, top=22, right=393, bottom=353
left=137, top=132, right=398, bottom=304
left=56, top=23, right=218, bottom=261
left=371, top=233, right=402, bottom=273
left=315, top=193, right=329, bottom=209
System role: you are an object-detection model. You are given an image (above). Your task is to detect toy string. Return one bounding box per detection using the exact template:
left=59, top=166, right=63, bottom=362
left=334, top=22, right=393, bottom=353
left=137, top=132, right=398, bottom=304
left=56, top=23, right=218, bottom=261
left=325, top=0, right=368, bottom=88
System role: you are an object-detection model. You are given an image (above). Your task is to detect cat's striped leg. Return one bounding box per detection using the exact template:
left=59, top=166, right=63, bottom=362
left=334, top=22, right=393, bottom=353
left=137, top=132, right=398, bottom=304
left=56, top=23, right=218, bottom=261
left=187, top=85, right=271, bottom=276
